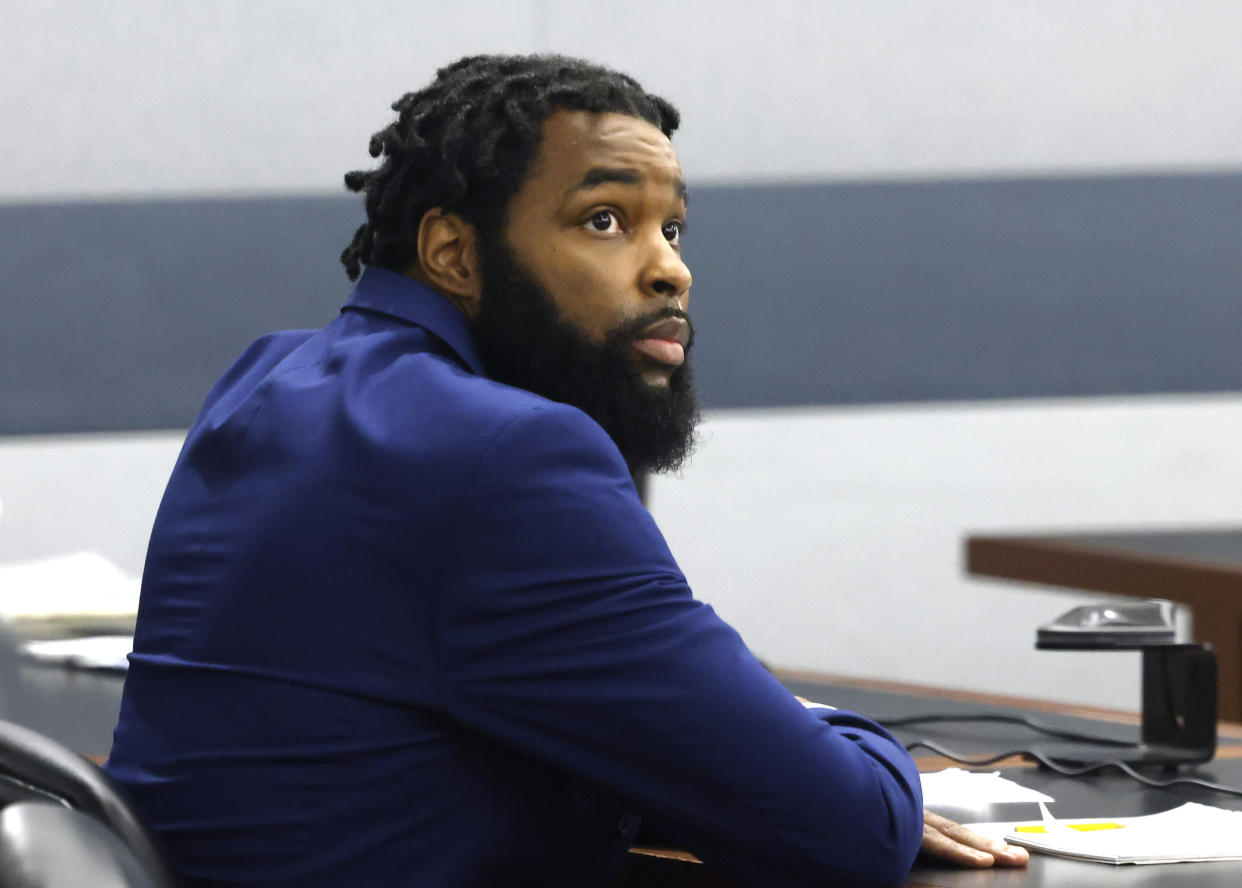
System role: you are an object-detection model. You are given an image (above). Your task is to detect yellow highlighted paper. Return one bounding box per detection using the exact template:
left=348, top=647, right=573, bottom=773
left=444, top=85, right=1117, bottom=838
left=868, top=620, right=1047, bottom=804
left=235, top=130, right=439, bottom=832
left=1015, top=823, right=1125, bottom=834
left=969, top=802, right=1242, bottom=864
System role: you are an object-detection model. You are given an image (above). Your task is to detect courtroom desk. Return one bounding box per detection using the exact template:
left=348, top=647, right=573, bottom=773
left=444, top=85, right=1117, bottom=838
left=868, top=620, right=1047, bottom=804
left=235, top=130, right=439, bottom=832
left=779, top=670, right=1242, bottom=764
left=908, top=757, right=1242, bottom=888
left=629, top=765, right=1242, bottom=888
left=11, top=638, right=1242, bottom=887
left=626, top=672, right=1242, bottom=888
left=0, top=634, right=125, bottom=761
left=966, top=528, right=1242, bottom=722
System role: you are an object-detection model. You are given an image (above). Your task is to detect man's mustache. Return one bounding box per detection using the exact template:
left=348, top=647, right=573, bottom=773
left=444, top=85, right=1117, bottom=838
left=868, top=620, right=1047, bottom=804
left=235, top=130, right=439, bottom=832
left=609, top=306, right=695, bottom=352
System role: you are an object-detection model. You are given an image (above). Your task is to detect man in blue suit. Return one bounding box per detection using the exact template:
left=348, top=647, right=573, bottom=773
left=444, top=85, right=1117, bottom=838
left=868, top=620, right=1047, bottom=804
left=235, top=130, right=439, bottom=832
left=107, top=54, right=1024, bottom=886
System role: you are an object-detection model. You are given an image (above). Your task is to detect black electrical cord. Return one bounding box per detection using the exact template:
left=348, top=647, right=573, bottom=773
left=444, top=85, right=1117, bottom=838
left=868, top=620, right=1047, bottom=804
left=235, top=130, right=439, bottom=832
left=906, top=739, right=1242, bottom=799
left=880, top=713, right=1133, bottom=747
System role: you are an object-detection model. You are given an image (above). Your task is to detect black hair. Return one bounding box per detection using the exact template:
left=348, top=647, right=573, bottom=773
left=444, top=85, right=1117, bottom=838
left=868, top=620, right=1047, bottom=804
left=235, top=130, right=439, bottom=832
left=340, top=54, right=680, bottom=280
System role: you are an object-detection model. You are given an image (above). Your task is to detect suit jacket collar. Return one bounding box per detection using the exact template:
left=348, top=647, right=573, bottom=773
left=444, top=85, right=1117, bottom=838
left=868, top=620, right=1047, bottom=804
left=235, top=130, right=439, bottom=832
left=342, top=266, right=484, bottom=376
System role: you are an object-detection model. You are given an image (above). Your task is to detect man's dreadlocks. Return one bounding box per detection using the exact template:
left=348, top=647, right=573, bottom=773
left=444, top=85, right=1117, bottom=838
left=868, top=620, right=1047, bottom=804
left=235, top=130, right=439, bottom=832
left=340, top=54, right=680, bottom=281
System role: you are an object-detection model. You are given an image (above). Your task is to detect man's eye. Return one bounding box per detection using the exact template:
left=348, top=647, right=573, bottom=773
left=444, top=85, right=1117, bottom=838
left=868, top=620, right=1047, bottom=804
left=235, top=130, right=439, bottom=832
left=662, top=220, right=683, bottom=245
left=587, top=210, right=619, bottom=233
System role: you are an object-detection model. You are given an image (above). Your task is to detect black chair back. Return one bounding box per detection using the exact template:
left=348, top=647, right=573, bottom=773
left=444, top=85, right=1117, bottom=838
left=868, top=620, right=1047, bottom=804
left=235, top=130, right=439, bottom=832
left=0, top=801, right=160, bottom=888
left=0, top=719, right=176, bottom=887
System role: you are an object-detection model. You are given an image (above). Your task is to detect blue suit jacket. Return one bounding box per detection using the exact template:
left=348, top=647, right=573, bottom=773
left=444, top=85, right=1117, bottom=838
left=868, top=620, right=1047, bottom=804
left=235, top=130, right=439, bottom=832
left=106, top=268, right=923, bottom=887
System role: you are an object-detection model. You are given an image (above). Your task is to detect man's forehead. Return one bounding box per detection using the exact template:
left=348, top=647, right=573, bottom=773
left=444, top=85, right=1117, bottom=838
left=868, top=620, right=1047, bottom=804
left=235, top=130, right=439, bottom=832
left=530, top=109, right=683, bottom=189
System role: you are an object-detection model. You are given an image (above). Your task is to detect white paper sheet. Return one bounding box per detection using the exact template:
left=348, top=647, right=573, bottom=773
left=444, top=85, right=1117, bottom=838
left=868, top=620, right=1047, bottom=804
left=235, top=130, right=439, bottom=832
left=20, top=635, right=133, bottom=671
left=0, top=551, right=139, bottom=634
left=919, top=768, right=1055, bottom=808
left=967, top=802, right=1242, bottom=864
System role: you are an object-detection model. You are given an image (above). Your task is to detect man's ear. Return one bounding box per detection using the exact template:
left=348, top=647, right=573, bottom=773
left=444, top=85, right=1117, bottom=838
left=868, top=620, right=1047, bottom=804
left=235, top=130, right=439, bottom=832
left=414, top=208, right=482, bottom=317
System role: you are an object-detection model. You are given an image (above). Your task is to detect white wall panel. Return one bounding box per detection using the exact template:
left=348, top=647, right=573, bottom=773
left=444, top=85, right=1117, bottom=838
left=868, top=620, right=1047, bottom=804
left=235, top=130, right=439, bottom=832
left=4, top=1, right=1242, bottom=200
left=0, top=431, right=181, bottom=574
left=550, top=0, right=1242, bottom=183
left=1, top=0, right=539, bottom=200
left=5, top=394, right=1242, bottom=709
left=648, top=394, right=1242, bottom=709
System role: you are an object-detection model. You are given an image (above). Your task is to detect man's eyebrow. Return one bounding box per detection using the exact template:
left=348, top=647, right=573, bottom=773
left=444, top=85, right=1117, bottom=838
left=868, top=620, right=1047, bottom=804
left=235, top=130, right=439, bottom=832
left=575, top=167, right=642, bottom=191
left=564, top=167, right=689, bottom=205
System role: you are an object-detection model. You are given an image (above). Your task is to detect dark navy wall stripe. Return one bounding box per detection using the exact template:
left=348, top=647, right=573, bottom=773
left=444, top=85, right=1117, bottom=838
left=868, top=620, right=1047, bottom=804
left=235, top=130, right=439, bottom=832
left=689, top=173, right=1242, bottom=409
left=2, top=197, right=351, bottom=435
left=3, top=173, right=1241, bottom=435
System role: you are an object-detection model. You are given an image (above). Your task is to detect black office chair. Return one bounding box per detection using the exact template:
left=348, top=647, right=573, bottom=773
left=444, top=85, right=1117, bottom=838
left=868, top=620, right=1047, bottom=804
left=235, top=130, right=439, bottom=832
left=0, top=801, right=162, bottom=888
left=0, top=718, right=177, bottom=888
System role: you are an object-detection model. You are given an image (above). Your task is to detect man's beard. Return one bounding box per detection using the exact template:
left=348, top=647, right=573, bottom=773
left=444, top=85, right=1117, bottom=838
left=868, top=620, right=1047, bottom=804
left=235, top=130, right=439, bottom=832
left=468, top=237, right=699, bottom=474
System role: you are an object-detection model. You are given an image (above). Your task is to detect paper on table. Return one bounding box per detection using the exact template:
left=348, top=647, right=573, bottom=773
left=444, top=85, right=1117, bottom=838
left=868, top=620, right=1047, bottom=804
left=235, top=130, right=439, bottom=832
left=0, top=551, right=140, bottom=636
left=919, top=768, right=1054, bottom=808
left=967, top=802, right=1242, bottom=864
left=20, top=635, right=133, bottom=671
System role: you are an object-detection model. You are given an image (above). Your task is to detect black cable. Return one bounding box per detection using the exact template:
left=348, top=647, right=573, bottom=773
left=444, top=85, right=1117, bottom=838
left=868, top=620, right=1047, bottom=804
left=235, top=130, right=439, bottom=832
left=880, top=713, right=1133, bottom=748
left=906, top=739, right=1242, bottom=799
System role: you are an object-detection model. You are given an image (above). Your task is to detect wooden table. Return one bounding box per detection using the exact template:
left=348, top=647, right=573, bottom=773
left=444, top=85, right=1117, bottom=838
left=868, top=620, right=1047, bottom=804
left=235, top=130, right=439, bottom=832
left=967, top=528, right=1242, bottom=722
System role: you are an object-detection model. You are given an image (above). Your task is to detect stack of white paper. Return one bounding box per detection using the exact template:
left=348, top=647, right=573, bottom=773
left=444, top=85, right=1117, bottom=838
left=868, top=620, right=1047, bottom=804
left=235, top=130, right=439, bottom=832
left=920, top=768, right=1055, bottom=808
left=0, top=551, right=140, bottom=637
left=968, top=802, right=1242, bottom=865
left=20, top=635, right=133, bottom=671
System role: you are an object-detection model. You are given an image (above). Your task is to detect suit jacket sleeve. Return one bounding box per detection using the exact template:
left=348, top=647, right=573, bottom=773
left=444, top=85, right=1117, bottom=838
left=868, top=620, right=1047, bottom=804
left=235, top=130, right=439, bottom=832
left=434, top=403, right=924, bottom=887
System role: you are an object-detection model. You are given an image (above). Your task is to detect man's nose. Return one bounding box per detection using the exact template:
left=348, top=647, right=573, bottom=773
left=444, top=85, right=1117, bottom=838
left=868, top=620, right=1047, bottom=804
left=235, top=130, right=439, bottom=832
left=641, top=234, right=692, bottom=306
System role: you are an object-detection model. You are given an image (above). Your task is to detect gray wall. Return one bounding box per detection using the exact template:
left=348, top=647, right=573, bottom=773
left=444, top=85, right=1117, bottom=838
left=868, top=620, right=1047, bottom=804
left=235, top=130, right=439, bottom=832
left=4, top=172, right=1242, bottom=435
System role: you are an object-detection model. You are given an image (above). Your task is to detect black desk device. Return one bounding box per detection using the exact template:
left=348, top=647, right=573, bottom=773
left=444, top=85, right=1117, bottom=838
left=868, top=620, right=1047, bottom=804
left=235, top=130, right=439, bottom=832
left=1036, top=600, right=1216, bottom=768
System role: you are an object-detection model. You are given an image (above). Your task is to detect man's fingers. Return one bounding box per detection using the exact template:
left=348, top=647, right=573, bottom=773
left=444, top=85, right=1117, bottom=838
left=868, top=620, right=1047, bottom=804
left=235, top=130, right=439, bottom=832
left=924, top=810, right=1007, bottom=852
left=920, top=810, right=1030, bottom=868
left=919, top=821, right=994, bottom=866
left=993, top=844, right=1031, bottom=866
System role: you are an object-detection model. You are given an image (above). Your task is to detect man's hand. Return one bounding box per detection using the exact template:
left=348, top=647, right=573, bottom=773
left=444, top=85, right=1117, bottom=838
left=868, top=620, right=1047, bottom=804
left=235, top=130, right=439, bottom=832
left=919, top=810, right=1029, bottom=867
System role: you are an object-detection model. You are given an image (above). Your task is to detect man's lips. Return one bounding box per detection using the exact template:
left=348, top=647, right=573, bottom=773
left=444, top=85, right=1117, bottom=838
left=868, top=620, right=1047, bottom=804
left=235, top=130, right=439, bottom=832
left=631, top=317, right=690, bottom=367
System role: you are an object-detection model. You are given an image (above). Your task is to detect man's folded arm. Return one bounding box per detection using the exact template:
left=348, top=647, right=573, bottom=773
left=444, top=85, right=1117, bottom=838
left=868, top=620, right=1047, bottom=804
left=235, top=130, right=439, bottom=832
left=432, top=404, right=923, bottom=887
